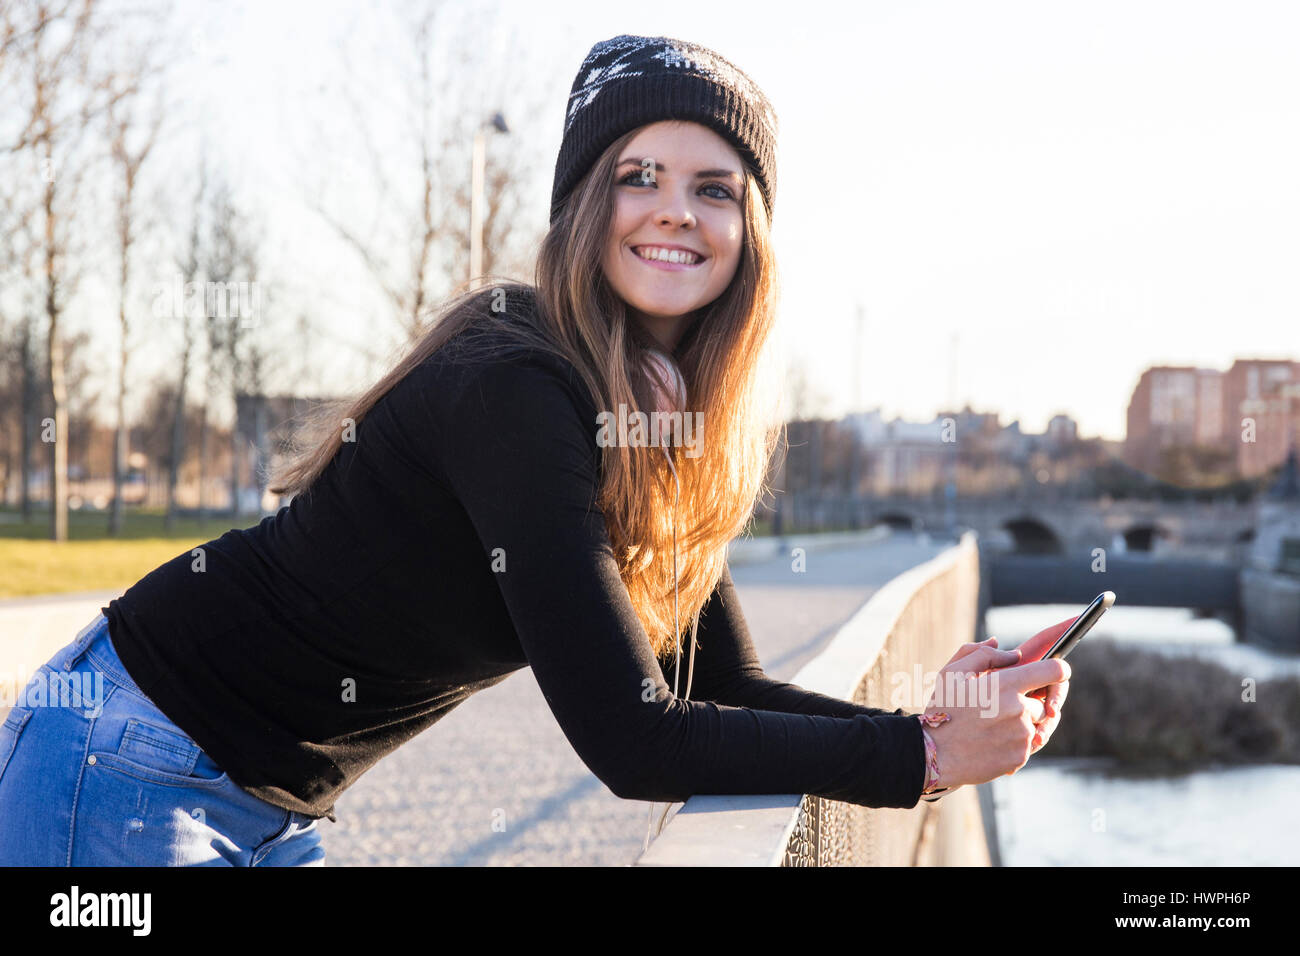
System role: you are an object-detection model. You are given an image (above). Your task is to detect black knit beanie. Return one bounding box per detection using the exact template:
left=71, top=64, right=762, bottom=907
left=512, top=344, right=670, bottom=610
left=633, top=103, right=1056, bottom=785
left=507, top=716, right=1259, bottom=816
left=550, top=34, right=778, bottom=226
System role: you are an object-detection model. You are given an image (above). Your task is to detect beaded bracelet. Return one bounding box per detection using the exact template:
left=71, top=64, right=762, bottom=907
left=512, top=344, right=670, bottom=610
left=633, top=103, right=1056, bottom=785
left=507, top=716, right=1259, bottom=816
left=917, top=712, right=951, bottom=795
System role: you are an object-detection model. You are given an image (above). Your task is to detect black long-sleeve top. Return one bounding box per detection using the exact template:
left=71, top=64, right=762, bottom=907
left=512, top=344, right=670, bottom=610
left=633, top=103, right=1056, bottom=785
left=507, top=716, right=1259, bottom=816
left=104, top=315, right=929, bottom=821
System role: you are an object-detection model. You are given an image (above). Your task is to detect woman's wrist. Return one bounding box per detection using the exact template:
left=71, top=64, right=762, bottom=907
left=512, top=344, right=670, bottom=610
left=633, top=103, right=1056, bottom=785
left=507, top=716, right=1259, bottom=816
left=917, top=712, right=952, bottom=796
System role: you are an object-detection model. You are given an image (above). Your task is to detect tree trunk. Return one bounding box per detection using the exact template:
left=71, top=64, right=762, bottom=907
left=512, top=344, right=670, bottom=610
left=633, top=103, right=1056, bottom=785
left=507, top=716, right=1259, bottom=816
left=109, top=316, right=127, bottom=533
left=164, top=346, right=190, bottom=531
left=44, top=175, right=67, bottom=542
left=197, top=400, right=207, bottom=522
left=229, top=396, right=240, bottom=520
left=20, top=315, right=33, bottom=523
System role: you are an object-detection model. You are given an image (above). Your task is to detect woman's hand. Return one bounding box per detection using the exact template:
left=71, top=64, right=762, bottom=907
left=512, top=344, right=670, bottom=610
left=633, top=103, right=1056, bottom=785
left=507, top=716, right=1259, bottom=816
left=1008, top=616, right=1077, bottom=750
left=921, top=635, right=1072, bottom=789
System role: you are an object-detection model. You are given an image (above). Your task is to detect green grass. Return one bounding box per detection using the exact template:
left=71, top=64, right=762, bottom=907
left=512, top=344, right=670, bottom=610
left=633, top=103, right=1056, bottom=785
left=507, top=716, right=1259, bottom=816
left=0, top=507, right=256, bottom=598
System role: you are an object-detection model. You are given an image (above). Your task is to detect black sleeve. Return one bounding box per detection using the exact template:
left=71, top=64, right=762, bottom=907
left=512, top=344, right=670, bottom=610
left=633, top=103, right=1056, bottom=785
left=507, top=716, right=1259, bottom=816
left=422, top=352, right=927, bottom=809
left=676, top=561, right=913, bottom=721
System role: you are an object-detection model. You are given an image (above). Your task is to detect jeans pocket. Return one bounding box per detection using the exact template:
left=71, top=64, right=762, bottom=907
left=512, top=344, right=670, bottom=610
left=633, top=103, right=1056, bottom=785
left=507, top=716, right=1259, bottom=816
left=89, top=716, right=231, bottom=790
left=0, top=707, right=35, bottom=789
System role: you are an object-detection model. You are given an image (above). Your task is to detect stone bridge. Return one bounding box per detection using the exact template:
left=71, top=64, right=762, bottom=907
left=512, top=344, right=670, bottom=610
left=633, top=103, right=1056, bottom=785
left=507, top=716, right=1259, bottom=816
left=863, top=496, right=1256, bottom=558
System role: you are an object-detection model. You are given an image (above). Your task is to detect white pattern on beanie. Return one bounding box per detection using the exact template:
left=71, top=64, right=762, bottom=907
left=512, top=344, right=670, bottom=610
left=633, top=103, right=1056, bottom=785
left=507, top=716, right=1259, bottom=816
left=565, top=35, right=777, bottom=144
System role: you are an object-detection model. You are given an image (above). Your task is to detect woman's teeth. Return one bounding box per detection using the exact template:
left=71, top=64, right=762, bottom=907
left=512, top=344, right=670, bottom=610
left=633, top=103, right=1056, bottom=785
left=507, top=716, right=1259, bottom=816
left=635, top=246, right=701, bottom=265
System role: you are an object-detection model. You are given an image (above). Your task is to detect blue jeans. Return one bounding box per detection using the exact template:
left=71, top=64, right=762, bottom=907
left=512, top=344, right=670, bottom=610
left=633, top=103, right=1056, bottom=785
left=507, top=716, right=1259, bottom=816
left=0, top=613, right=325, bottom=866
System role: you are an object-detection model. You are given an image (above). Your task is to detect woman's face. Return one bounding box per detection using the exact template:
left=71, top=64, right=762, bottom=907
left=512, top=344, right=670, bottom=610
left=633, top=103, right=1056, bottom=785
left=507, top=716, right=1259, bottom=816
left=600, top=120, right=745, bottom=352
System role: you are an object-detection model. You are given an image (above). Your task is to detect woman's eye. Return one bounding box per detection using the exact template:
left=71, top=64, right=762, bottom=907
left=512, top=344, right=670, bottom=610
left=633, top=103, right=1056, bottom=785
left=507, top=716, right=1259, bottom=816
left=618, top=172, right=735, bottom=201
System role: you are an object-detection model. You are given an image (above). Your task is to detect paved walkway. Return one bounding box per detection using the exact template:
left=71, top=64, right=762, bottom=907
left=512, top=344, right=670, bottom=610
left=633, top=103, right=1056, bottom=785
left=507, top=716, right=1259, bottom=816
left=0, top=531, right=949, bottom=865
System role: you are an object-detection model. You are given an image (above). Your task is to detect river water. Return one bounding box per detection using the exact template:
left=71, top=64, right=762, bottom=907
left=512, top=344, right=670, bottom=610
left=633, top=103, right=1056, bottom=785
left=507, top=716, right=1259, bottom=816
left=982, top=605, right=1300, bottom=866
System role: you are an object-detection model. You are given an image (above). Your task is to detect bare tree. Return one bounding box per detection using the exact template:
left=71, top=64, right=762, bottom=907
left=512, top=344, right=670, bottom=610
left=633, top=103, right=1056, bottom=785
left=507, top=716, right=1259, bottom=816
left=193, top=174, right=273, bottom=520
left=2, top=0, right=132, bottom=540
left=61, top=323, right=101, bottom=481
left=135, top=373, right=220, bottom=512
left=15, top=305, right=39, bottom=518
left=104, top=41, right=165, bottom=534
left=0, top=187, right=41, bottom=517
left=299, top=0, right=547, bottom=354
left=163, top=159, right=206, bottom=529
left=1, top=318, right=101, bottom=508
left=0, top=316, right=29, bottom=506
left=194, top=174, right=232, bottom=521
left=220, top=200, right=273, bottom=518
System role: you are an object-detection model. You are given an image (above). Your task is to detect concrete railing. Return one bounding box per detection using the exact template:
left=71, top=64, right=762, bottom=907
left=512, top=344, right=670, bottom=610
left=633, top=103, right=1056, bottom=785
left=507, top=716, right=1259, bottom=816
left=634, top=530, right=993, bottom=866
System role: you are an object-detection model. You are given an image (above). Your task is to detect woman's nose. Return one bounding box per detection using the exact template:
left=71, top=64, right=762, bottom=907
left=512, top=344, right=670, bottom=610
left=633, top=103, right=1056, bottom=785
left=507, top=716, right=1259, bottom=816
left=655, top=193, right=696, bottom=228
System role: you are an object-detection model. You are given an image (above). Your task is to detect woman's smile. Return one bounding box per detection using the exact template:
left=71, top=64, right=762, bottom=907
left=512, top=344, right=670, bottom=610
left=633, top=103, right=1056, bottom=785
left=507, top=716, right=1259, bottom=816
left=629, top=243, right=709, bottom=271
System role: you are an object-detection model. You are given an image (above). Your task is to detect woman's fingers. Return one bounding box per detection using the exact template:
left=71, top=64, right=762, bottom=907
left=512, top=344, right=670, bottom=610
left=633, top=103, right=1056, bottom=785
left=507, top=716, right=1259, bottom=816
left=947, top=636, right=999, bottom=664
left=1002, top=658, right=1072, bottom=695
left=1033, top=710, right=1062, bottom=751
left=1032, top=681, right=1071, bottom=750
left=928, top=643, right=1021, bottom=711
left=1042, top=679, right=1070, bottom=719
left=946, top=644, right=1020, bottom=675
left=1022, top=694, right=1047, bottom=725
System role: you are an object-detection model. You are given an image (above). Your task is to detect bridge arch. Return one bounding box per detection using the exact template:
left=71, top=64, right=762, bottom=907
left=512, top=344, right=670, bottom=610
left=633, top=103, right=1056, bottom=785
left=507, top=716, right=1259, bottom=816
left=1122, top=523, right=1172, bottom=552
left=874, top=512, right=920, bottom=532
left=1002, top=517, right=1065, bottom=555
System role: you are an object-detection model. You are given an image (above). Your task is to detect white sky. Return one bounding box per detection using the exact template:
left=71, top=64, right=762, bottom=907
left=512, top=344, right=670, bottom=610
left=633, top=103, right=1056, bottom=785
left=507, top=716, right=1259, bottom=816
left=74, top=0, right=1300, bottom=442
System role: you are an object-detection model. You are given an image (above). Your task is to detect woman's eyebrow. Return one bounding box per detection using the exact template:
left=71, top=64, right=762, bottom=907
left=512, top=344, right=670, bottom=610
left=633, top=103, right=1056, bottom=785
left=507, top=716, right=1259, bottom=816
left=616, top=158, right=743, bottom=185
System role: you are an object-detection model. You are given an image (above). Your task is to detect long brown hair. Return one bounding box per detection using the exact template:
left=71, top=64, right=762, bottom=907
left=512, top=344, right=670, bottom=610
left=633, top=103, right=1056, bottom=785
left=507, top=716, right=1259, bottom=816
left=267, top=125, right=782, bottom=661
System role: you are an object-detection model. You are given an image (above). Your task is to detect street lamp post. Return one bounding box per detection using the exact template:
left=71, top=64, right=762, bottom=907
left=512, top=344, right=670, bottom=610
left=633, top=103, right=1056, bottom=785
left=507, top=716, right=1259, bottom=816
left=469, top=111, right=509, bottom=291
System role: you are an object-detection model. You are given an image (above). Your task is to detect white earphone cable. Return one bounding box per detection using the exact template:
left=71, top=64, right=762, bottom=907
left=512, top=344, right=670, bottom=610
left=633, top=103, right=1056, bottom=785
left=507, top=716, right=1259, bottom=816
left=644, top=444, right=687, bottom=851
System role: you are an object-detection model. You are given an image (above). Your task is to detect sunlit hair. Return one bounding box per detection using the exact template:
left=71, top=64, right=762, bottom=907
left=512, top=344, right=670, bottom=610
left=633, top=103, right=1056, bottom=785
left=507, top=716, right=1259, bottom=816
left=267, top=125, right=782, bottom=662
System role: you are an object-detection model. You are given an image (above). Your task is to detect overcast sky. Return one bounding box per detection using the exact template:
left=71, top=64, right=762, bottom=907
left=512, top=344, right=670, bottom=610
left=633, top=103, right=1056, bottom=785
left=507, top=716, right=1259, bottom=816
left=79, top=0, right=1300, bottom=443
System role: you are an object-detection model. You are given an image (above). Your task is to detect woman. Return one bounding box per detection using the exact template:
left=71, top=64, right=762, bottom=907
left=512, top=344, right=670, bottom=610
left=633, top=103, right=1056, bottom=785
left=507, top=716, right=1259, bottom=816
left=0, top=34, right=1070, bottom=866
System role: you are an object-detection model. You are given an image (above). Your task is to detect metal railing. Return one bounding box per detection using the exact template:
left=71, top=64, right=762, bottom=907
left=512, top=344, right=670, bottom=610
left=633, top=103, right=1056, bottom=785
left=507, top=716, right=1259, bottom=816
left=634, top=530, right=992, bottom=866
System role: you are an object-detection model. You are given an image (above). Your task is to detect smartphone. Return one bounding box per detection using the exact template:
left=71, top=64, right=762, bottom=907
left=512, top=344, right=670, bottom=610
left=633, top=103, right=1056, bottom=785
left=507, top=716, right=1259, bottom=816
left=1043, top=591, right=1116, bottom=660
